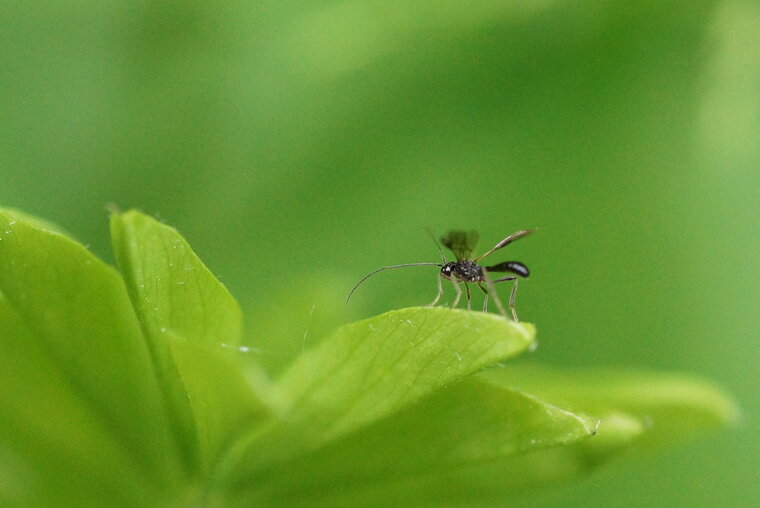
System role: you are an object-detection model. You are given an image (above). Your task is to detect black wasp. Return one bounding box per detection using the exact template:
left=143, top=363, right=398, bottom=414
left=346, top=229, right=535, bottom=321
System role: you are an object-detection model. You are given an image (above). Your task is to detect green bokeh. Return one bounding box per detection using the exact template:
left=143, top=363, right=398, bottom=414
left=1, top=1, right=757, bottom=506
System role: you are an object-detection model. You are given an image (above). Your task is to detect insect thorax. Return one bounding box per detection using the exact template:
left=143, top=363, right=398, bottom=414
left=441, top=260, right=483, bottom=282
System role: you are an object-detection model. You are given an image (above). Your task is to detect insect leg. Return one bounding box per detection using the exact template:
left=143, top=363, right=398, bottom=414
left=427, top=275, right=444, bottom=307
left=478, top=283, right=489, bottom=312
left=450, top=280, right=462, bottom=308
left=465, top=284, right=472, bottom=311
left=509, top=278, right=519, bottom=322
left=485, top=274, right=519, bottom=320
left=481, top=271, right=508, bottom=318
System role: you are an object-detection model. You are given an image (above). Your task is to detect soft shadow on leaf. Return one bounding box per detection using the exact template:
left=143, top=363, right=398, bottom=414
left=0, top=209, right=183, bottom=505
left=218, top=307, right=535, bottom=494
left=110, top=210, right=273, bottom=476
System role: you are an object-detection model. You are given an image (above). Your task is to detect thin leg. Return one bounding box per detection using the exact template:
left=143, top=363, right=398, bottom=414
left=481, top=271, right=508, bottom=318
left=465, top=284, right=472, bottom=311
left=427, top=275, right=443, bottom=306
left=485, top=274, right=519, bottom=321
left=478, top=283, right=488, bottom=312
left=450, top=280, right=462, bottom=308
left=509, top=278, right=519, bottom=322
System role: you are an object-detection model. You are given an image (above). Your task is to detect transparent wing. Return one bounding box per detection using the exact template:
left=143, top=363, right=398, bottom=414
left=474, top=229, right=536, bottom=261
left=440, top=230, right=479, bottom=261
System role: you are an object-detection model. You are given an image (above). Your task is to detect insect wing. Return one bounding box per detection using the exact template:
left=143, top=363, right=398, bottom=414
left=475, top=228, right=536, bottom=261
left=440, top=230, right=479, bottom=261
left=493, top=229, right=535, bottom=250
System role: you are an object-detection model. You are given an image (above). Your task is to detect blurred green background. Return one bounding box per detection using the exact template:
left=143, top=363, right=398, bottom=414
left=1, top=0, right=758, bottom=506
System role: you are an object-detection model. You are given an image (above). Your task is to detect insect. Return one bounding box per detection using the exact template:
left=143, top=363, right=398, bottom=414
left=346, top=229, right=535, bottom=321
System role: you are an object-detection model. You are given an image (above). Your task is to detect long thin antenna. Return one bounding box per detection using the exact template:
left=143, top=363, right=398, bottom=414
left=425, top=228, right=447, bottom=263
left=346, top=263, right=442, bottom=303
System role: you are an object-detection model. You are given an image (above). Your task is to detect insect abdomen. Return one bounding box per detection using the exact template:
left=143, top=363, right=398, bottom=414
left=485, top=261, right=530, bottom=278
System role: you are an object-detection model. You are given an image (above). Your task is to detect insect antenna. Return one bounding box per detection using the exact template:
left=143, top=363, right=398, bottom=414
left=346, top=262, right=443, bottom=303
left=425, top=227, right=447, bottom=263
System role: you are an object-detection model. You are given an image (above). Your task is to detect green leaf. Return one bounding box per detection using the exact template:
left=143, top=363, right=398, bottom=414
left=110, top=210, right=272, bottom=476
left=0, top=206, right=73, bottom=237
left=0, top=295, right=167, bottom=507
left=0, top=209, right=184, bottom=504
left=238, top=376, right=597, bottom=506
left=334, top=410, right=643, bottom=508
left=400, top=364, right=737, bottom=504
left=218, top=307, right=535, bottom=493
left=110, top=210, right=242, bottom=349
left=0, top=207, right=739, bottom=508
left=477, top=364, right=739, bottom=450
left=249, top=363, right=736, bottom=508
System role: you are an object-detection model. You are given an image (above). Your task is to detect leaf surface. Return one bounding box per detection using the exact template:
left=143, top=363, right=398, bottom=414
left=110, top=210, right=271, bottom=476
left=0, top=209, right=183, bottom=503
left=266, top=363, right=736, bottom=507
left=239, top=376, right=597, bottom=506
left=0, top=208, right=739, bottom=508
left=0, top=295, right=170, bottom=506
left=220, top=307, right=535, bottom=491
left=477, top=364, right=738, bottom=449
